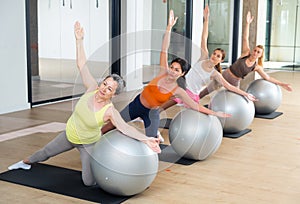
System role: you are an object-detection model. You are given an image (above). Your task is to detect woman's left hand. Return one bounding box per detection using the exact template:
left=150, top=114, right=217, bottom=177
left=281, top=83, right=293, bottom=92
left=144, top=138, right=161, bottom=153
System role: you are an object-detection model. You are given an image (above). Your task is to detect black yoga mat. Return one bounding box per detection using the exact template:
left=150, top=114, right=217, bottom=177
left=159, top=144, right=197, bottom=165
left=159, top=118, right=251, bottom=139
left=255, top=111, right=283, bottom=119
left=223, top=128, right=252, bottom=139
left=0, top=163, right=131, bottom=204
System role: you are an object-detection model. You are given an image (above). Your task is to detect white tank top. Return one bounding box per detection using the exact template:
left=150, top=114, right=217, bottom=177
left=185, top=60, right=215, bottom=94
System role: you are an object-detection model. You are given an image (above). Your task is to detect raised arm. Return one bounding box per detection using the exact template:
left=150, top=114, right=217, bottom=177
left=255, top=66, right=293, bottom=92
left=241, top=11, right=254, bottom=57
left=174, top=88, right=231, bottom=118
left=160, top=10, right=178, bottom=73
left=104, top=106, right=161, bottom=153
left=74, top=21, right=98, bottom=92
left=200, top=5, right=210, bottom=60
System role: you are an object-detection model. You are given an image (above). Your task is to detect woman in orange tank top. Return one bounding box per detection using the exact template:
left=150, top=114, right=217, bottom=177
left=102, top=10, right=230, bottom=141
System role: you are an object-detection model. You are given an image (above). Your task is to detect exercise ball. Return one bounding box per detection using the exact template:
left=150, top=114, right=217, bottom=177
left=90, top=130, right=158, bottom=196
left=209, top=89, right=255, bottom=133
left=247, top=79, right=282, bottom=114
left=169, top=109, right=223, bottom=160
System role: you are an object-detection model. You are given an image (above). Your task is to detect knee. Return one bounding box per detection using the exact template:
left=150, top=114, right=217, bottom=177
left=82, top=177, right=96, bottom=186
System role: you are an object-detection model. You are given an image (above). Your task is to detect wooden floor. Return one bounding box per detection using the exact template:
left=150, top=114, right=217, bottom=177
left=0, top=71, right=299, bottom=203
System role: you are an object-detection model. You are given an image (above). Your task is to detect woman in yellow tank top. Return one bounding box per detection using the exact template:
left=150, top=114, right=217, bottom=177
left=102, top=10, right=231, bottom=142
left=8, top=21, right=161, bottom=186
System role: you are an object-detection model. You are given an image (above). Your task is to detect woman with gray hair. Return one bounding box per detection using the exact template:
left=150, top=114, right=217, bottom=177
left=7, top=21, right=161, bottom=186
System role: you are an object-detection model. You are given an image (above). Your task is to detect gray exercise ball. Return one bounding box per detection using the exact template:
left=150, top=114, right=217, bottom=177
left=90, top=129, right=158, bottom=196
left=209, top=89, right=255, bottom=133
left=247, top=79, right=282, bottom=114
left=169, top=109, right=223, bottom=160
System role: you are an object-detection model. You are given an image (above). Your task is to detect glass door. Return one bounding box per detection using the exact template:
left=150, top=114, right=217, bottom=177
left=29, top=0, right=110, bottom=105
left=266, top=0, right=300, bottom=70
left=204, top=0, right=234, bottom=64
left=141, top=0, right=192, bottom=83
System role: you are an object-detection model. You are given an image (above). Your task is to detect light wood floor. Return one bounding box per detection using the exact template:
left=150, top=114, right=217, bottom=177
left=0, top=71, right=299, bottom=204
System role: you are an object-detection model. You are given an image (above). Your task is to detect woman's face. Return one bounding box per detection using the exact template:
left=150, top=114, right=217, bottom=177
left=96, top=77, right=118, bottom=100
left=210, top=49, right=224, bottom=65
left=251, top=47, right=263, bottom=59
left=168, top=62, right=184, bottom=79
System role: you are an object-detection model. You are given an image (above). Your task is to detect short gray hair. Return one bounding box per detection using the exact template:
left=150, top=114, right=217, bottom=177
left=103, top=74, right=126, bottom=95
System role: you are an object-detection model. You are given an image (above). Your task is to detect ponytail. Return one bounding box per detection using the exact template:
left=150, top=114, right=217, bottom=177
left=214, top=63, right=222, bottom=73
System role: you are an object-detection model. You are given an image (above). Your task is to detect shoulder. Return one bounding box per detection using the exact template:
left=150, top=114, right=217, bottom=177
left=240, top=52, right=250, bottom=59
left=199, top=52, right=209, bottom=61
left=103, top=103, right=114, bottom=114
left=174, top=86, right=185, bottom=95
left=211, top=70, right=221, bottom=77
left=254, top=64, right=263, bottom=71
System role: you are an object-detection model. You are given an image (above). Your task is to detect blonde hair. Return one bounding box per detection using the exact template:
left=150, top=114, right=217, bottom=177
left=256, top=45, right=264, bottom=67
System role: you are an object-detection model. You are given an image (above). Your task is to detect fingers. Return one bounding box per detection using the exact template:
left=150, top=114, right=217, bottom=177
left=168, top=9, right=178, bottom=26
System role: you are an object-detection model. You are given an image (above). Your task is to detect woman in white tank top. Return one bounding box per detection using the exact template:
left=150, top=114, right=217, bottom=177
left=199, top=10, right=293, bottom=99
left=161, top=5, right=256, bottom=110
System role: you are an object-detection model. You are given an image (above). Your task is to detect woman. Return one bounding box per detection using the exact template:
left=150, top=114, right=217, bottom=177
left=161, top=5, right=256, bottom=111
left=101, top=10, right=231, bottom=141
left=8, top=21, right=161, bottom=186
left=199, top=10, right=293, bottom=98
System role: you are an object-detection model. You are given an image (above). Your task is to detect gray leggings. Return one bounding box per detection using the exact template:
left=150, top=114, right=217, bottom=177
left=28, top=131, right=96, bottom=186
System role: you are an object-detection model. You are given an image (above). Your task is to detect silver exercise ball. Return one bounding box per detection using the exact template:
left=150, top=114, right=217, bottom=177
left=169, top=109, right=223, bottom=160
left=90, top=129, right=158, bottom=196
left=247, top=79, right=282, bottom=114
left=209, top=89, right=255, bottom=133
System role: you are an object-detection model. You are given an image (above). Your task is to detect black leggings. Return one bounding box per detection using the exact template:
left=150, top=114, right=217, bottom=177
left=120, top=94, right=160, bottom=137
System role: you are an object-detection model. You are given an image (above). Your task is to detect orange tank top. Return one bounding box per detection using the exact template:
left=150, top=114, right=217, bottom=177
left=141, top=74, right=178, bottom=108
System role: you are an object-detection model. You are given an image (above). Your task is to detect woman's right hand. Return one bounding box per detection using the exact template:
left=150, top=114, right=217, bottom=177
left=74, top=21, right=84, bottom=40
left=246, top=93, right=258, bottom=101
left=143, top=137, right=161, bottom=153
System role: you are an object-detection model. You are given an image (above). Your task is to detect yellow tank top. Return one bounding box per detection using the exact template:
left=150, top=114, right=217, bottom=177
left=66, top=90, right=112, bottom=144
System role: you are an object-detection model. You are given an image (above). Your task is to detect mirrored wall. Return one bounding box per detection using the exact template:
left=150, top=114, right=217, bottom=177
left=204, top=0, right=234, bottom=64
left=266, top=0, right=300, bottom=70
left=30, top=0, right=109, bottom=105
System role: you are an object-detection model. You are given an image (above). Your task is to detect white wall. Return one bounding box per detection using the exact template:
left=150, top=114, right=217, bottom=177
left=38, top=0, right=109, bottom=60
left=0, top=0, right=30, bottom=114
left=121, top=0, right=145, bottom=91
left=191, top=0, right=204, bottom=66
left=38, top=0, right=109, bottom=82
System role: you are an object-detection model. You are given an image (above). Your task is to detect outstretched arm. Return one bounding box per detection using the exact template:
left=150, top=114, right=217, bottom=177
left=104, top=106, right=161, bottom=153
left=212, top=72, right=257, bottom=101
left=255, top=66, right=293, bottom=92
left=174, top=88, right=231, bottom=118
left=200, top=5, right=210, bottom=60
left=241, top=11, right=254, bottom=57
left=159, top=10, right=178, bottom=74
left=74, top=21, right=98, bottom=92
